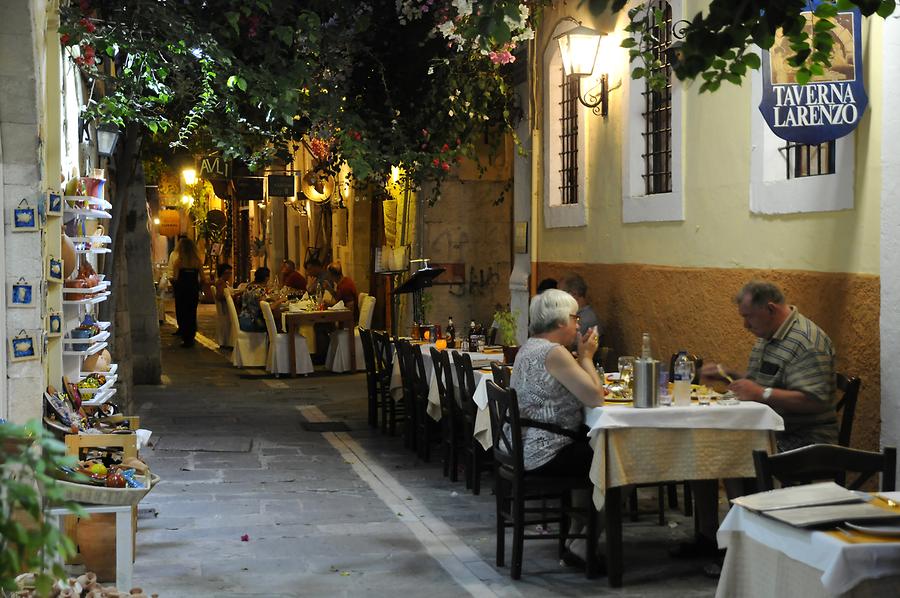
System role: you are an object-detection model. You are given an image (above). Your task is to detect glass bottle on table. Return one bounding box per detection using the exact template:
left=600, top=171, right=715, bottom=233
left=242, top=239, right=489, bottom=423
left=446, top=316, right=456, bottom=348
left=673, top=351, right=694, bottom=407
left=641, top=332, right=652, bottom=359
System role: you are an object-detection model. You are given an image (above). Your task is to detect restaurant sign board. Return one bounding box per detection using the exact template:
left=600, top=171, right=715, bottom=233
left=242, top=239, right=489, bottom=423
left=199, top=154, right=231, bottom=179
left=760, top=1, right=867, bottom=145
left=234, top=177, right=264, bottom=202
left=267, top=175, right=295, bottom=197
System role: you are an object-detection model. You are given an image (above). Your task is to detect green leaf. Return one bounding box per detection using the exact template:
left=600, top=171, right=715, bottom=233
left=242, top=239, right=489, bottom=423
left=620, top=37, right=637, bottom=48
left=744, top=53, right=761, bottom=70
left=227, top=75, right=238, bottom=89
left=225, top=12, right=240, bottom=35
left=796, top=68, right=812, bottom=85
left=631, top=66, right=646, bottom=79
left=877, top=0, right=897, bottom=18
left=814, top=3, right=839, bottom=18
left=273, top=26, right=293, bottom=47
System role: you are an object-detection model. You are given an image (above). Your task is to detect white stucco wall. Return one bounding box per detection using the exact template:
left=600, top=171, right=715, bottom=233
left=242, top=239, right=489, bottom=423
left=0, top=0, right=45, bottom=422
left=880, top=15, right=900, bottom=479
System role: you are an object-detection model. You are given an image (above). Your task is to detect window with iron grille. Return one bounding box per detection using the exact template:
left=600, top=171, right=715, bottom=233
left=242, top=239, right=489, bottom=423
left=642, top=2, right=673, bottom=195
left=558, top=71, right=579, bottom=205
left=779, top=141, right=836, bottom=179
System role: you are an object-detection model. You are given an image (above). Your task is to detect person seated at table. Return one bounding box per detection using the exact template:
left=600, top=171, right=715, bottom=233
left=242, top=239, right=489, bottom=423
left=279, top=259, right=307, bottom=293
left=678, top=280, right=838, bottom=566
left=325, top=261, right=358, bottom=316
left=304, top=257, right=330, bottom=298
left=536, top=277, right=558, bottom=294
left=510, top=289, right=605, bottom=565
left=214, top=263, right=233, bottom=303
left=237, top=267, right=283, bottom=332
left=702, top=280, right=838, bottom=451
left=561, top=274, right=602, bottom=338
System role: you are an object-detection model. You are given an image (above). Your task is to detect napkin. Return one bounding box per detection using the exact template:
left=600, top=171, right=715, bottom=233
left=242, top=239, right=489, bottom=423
left=329, top=300, right=345, bottom=310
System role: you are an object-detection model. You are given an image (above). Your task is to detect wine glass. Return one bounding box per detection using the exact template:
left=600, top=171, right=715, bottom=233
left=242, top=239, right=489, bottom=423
left=618, top=356, right=635, bottom=396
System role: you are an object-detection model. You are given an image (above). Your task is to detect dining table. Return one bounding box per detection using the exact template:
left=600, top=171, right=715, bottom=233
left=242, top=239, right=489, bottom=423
left=388, top=343, right=504, bottom=420
left=716, top=492, right=900, bottom=597
left=471, top=387, right=784, bottom=588
left=282, top=308, right=354, bottom=376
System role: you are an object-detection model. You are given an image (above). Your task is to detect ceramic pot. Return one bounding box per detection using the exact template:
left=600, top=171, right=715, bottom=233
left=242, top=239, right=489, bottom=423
left=76, top=513, right=116, bottom=582
left=62, top=233, right=77, bottom=278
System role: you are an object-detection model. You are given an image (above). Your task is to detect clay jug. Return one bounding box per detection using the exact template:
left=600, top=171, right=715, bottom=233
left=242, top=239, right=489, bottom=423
left=61, top=233, right=77, bottom=278
left=76, top=513, right=116, bottom=582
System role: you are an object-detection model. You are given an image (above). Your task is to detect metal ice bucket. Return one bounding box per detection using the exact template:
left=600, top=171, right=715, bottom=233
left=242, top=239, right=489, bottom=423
left=633, top=358, right=660, bottom=408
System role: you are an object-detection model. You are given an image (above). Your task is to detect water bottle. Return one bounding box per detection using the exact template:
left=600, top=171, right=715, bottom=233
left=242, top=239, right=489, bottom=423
left=673, top=351, right=692, bottom=407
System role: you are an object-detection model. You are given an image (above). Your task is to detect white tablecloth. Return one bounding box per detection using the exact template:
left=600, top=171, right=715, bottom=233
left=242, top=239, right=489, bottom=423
left=585, top=401, right=785, bottom=435
left=389, top=345, right=499, bottom=421
left=717, top=493, right=900, bottom=597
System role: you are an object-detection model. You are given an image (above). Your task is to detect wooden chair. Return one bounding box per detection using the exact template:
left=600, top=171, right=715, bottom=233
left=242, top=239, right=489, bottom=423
left=410, top=344, right=435, bottom=462
left=490, top=362, right=511, bottom=389
left=359, top=328, right=379, bottom=428
left=394, top=340, right=419, bottom=452
left=836, top=373, right=861, bottom=447
left=485, top=380, right=601, bottom=580
left=453, top=351, right=493, bottom=495
left=753, top=444, right=896, bottom=492
left=372, top=331, right=399, bottom=435
left=431, top=348, right=463, bottom=481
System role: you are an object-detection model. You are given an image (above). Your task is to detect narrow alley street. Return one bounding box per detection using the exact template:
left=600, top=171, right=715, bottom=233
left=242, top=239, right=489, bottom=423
left=128, top=307, right=717, bottom=597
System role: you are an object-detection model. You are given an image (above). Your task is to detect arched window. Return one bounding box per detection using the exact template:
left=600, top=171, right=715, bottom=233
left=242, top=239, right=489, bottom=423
left=622, top=0, right=684, bottom=222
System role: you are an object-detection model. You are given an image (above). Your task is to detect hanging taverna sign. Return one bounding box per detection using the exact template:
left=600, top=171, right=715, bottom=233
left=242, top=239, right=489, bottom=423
left=760, top=0, right=867, bottom=144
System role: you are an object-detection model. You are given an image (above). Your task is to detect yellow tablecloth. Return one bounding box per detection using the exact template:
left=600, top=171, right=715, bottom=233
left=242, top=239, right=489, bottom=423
left=588, top=427, right=776, bottom=511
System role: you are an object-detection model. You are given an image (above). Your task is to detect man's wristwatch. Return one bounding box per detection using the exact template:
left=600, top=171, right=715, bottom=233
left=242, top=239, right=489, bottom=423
left=761, top=387, right=774, bottom=402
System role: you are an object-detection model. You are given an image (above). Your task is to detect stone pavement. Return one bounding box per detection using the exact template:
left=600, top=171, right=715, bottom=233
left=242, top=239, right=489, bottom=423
left=131, top=305, right=718, bottom=596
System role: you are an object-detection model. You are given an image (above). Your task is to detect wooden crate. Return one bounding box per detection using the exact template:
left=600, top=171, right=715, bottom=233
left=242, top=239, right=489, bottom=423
left=62, top=431, right=141, bottom=565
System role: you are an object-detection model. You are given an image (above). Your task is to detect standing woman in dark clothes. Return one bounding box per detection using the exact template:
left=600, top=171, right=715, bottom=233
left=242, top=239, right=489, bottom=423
left=172, top=237, right=203, bottom=347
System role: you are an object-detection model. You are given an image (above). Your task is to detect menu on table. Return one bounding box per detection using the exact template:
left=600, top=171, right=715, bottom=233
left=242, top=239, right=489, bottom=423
left=732, top=481, right=900, bottom=528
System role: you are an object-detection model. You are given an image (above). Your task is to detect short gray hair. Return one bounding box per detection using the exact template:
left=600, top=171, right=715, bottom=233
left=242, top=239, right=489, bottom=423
left=736, top=281, right=785, bottom=307
left=529, top=289, right=578, bottom=335
left=561, top=274, right=587, bottom=298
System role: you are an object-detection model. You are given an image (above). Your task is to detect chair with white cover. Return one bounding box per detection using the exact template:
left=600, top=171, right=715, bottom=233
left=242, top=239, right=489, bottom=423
left=325, top=294, right=376, bottom=372
left=214, top=294, right=233, bottom=348
left=225, top=290, right=267, bottom=368
left=261, top=301, right=314, bottom=376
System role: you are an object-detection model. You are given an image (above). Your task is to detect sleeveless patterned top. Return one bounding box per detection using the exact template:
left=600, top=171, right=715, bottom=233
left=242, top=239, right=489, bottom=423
left=509, top=337, right=585, bottom=470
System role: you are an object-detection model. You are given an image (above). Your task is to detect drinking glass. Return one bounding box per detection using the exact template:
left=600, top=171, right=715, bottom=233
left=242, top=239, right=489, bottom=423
left=618, top=356, right=635, bottom=396
left=658, top=368, right=672, bottom=406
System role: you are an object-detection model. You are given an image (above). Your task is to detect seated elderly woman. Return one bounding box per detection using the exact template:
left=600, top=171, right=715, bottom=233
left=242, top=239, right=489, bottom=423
left=511, top=288, right=605, bottom=477
left=237, top=267, right=284, bottom=332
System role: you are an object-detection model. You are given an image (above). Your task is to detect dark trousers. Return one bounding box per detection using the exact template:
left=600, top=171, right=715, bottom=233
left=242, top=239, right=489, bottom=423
left=174, top=270, right=200, bottom=344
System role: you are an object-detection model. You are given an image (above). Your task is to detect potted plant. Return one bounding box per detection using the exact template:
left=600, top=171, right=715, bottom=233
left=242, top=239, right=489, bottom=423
left=1, top=419, right=84, bottom=596
left=492, top=308, right=520, bottom=364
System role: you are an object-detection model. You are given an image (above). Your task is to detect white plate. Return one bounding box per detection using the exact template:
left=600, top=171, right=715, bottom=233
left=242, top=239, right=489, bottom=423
left=844, top=522, right=900, bottom=537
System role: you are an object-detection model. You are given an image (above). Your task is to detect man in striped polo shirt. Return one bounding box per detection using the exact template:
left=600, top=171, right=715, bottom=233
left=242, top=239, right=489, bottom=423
left=707, top=280, right=839, bottom=451
left=675, top=282, right=840, bottom=566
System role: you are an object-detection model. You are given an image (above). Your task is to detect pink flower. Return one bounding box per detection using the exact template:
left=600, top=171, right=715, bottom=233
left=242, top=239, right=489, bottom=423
left=488, top=50, right=515, bottom=65
left=79, top=17, right=96, bottom=33
left=441, top=162, right=450, bottom=171
left=432, top=158, right=440, bottom=166
left=60, top=33, right=71, bottom=45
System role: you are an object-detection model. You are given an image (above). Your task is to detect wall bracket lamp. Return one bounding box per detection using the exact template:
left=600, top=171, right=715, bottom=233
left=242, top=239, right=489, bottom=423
left=556, top=23, right=620, bottom=117
left=96, top=123, right=121, bottom=157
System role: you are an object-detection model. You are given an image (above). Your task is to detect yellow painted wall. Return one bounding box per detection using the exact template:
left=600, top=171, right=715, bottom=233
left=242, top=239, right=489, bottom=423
left=533, top=3, right=882, bottom=276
